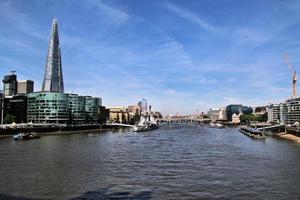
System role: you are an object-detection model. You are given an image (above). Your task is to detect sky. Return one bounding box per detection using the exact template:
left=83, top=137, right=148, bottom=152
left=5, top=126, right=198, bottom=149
left=1, top=0, right=300, bottom=115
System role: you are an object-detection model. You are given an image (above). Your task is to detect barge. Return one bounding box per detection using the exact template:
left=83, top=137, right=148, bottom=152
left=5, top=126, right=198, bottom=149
left=239, top=127, right=266, bottom=139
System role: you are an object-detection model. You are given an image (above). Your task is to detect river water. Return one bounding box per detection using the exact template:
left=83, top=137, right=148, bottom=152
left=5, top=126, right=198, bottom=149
left=0, top=124, right=300, bottom=200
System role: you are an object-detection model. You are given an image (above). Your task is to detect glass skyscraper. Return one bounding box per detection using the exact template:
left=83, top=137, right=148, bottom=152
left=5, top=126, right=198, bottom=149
left=42, top=18, right=64, bottom=93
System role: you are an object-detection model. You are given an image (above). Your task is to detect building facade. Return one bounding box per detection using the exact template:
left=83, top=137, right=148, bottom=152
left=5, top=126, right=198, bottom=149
left=108, top=107, right=130, bottom=124
left=84, top=96, right=101, bottom=122
left=226, top=105, right=252, bottom=121
left=267, top=104, right=280, bottom=123
left=27, top=92, right=99, bottom=124
left=218, top=107, right=227, bottom=121
left=3, top=72, right=17, bottom=97
left=207, top=108, right=220, bottom=120
left=27, top=92, right=69, bottom=123
left=280, top=98, right=300, bottom=124
left=99, top=106, right=109, bottom=123
left=3, top=94, right=27, bottom=123
left=17, top=80, right=34, bottom=94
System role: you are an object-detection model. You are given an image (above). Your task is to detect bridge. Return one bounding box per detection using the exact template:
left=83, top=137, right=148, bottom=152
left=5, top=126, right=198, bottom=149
left=157, top=118, right=211, bottom=123
left=105, top=123, right=134, bottom=128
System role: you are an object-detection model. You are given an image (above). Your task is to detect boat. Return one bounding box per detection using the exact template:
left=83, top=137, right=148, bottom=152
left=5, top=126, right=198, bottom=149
left=133, top=112, right=159, bottom=132
left=209, top=122, right=226, bottom=128
left=13, top=132, right=40, bottom=141
left=239, top=127, right=266, bottom=139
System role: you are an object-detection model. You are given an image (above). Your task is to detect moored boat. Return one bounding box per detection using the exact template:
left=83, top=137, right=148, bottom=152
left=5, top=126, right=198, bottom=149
left=13, top=132, right=40, bottom=141
left=133, top=110, right=159, bottom=132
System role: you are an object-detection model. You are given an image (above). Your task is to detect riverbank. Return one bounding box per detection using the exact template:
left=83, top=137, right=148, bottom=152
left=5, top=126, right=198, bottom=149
left=277, top=132, right=300, bottom=144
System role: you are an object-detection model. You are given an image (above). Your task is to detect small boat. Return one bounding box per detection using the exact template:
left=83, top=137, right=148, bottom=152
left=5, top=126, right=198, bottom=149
left=13, top=132, right=40, bottom=141
left=209, top=122, right=226, bottom=128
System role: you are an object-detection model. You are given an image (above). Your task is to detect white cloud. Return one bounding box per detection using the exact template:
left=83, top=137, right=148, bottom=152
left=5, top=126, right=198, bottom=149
left=163, top=2, right=221, bottom=33
left=84, top=0, right=130, bottom=25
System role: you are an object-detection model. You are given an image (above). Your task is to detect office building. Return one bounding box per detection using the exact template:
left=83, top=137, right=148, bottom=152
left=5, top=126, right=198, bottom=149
left=280, top=98, right=300, bottom=124
left=99, top=106, right=109, bottom=123
left=17, top=80, right=34, bottom=94
left=27, top=92, right=69, bottom=123
left=267, top=104, right=280, bottom=123
left=69, top=94, right=86, bottom=122
left=27, top=92, right=100, bottom=124
left=3, top=94, right=27, bottom=123
left=84, top=96, right=101, bottom=122
left=42, top=18, right=64, bottom=93
left=3, top=71, right=17, bottom=96
left=226, top=105, right=252, bottom=121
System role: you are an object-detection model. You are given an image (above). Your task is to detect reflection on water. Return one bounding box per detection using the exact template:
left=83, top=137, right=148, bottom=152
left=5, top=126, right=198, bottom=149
left=0, top=124, right=300, bottom=200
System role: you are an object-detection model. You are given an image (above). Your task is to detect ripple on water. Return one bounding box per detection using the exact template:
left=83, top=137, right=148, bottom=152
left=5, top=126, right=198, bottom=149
left=0, top=125, right=300, bottom=199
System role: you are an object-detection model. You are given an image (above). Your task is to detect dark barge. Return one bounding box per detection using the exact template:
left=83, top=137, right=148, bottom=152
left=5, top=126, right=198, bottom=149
left=239, top=127, right=266, bottom=139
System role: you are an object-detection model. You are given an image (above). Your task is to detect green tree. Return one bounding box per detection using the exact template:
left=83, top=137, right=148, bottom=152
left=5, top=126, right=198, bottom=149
left=256, top=112, right=268, bottom=122
left=4, top=114, right=16, bottom=124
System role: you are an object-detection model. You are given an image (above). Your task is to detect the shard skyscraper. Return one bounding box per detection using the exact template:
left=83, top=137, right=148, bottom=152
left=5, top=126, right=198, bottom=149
left=42, top=18, right=64, bottom=93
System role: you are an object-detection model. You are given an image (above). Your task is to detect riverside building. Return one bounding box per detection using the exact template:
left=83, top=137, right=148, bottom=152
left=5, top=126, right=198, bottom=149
left=267, top=98, right=300, bottom=124
left=226, top=105, right=252, bottom=122
left=267, top=104, right=280, bottom=123
left=27, top=92, right=101, bottom=124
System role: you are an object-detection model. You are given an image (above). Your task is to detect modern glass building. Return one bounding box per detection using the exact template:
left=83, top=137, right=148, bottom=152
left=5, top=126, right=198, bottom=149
left=69, top=94, right=85, bottom=122
left=42, top=19, right=64, bottom=93
left=2, top=72, right=17, bottom=97
left=280, top=98, right=300, bottom=124
left=226, top=104, right=252, bottom=121
left=84, top=96, right=100, bottom=122
left=27, top=92, right=69, bottom=123
left=27, top=92, right=100, bottom=124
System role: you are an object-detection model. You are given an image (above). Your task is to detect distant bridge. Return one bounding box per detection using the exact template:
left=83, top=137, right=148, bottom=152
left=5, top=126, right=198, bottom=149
left=105, top=123, right=134, bottom=128
left=157, top=118, right=211, bottom=123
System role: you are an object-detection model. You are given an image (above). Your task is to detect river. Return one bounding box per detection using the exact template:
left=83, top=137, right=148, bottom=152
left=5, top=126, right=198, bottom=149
left=0, top=124, right=300, bottom=199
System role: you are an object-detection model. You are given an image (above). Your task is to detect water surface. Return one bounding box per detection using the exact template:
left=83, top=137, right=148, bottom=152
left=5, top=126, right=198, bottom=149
left=0, top=124, right=300, bottom=199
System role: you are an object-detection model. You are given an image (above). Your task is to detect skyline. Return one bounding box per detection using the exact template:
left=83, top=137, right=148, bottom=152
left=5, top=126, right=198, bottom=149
left=1, top=0, right=300, bottom=114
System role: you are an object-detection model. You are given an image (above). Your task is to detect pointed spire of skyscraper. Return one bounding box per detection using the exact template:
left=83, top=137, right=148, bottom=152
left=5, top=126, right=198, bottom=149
left=42, top=18, right=64, bottom=93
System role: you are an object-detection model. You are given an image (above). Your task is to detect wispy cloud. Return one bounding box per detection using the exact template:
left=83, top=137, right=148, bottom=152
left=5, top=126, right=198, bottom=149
left=83, top=0, right=130, bottom=25
left=163, top=2, right=221, bottom=33
left=233, top=27, right=270, bottom=47
left=0, top=1, right=46, bottom=40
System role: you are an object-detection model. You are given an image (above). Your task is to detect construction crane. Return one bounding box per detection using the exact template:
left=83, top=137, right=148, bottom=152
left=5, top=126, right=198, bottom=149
left=283, top=53, right=297, bottom=98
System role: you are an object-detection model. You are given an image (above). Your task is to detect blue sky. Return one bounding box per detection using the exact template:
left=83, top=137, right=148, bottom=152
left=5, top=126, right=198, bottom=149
left=1, top=0, right=300, bottom=115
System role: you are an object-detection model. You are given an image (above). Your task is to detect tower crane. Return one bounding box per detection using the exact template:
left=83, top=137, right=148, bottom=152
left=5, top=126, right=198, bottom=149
left=283, top=53, right=297, bottom=98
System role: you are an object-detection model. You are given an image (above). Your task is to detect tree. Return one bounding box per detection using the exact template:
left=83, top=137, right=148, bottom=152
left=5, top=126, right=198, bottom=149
left=256, top=112, right=268, bottom=122
left=4, top=114, right=16, bottom=124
